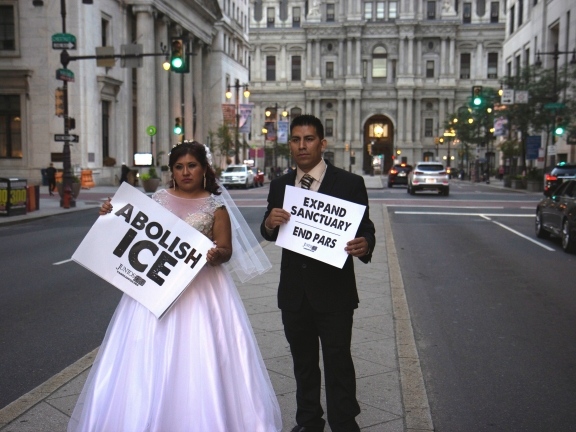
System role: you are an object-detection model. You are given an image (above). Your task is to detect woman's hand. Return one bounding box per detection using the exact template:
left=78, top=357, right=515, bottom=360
left=206, top=241, right=232, bottom=267
left=99, top=197, right=113, bottom=216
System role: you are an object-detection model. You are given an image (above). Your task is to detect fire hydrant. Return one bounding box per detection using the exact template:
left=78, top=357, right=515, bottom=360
left=63, top=185, right=72, bottom=209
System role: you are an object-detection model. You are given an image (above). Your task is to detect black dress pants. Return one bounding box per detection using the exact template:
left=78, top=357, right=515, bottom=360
left=282, top=296, right=361, bottom=432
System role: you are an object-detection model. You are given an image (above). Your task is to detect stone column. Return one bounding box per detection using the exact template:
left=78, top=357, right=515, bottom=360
left=255, top=45, right=262, bottom=81
left=337, top=98, right=344, bottom=140
left=193, top=40, right=205, bottom=142
left=356, top=38, right=362, bottom=76
left=397, top=99, right=405, bottom=143
left=306, top=99, right=312, bottom=113
left=339, top=39, right=345, bottom=77
left=406, top=98, right=413, bottom=143
left=280, top=44, right=287, bottom=80
left=307, top=40, right=313, bottom=78
left=156, top=17, right=171, bottom=157
left=315, top=40, right=321, bottom=77
left=367, top=59, right=373, bottom=84
left=398, top=38, right=405, bottom=75
left=354, top=99, right=361, bottom=141
left=134, top=5, right=157, bottom=152
left=417, top=39, right=422, bottom=76
left=440, top=37, right=446, bottom=76
left=345, top=98, right=352, bottom=141
left=476, top=42, right=484, bottom=78
left=449, top=38, right=455, bottom=76
left=347, top=39, right=352, bottom=76
left=438, top=98, right=445, bottom=133
left=407, top=37, right=414, bottom=75
left=387, top=59, right=394, bottom=83
left=415, top=99, right=422, bottom=142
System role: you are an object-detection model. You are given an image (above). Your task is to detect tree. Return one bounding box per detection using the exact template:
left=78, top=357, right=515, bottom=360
left=208, top=124, right=234, bottom=166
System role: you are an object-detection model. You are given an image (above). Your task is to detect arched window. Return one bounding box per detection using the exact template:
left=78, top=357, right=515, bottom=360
left=291, top=107, right=302, bottom=118
left=372, top=46, right=387, bottom=78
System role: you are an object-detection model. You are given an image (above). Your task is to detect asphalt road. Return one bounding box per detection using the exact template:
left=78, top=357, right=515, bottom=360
left=388, top=182, right=576, bottom=431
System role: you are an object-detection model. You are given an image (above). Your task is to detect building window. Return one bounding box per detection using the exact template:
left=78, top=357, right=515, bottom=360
left=266, top=56, right=276, bottom=81
left=102, top=101, right=110, bottom=159
left=0, top=5, right=16, bottom=51
left=487, top=53, right=498, bottom=78
left=325, top=119, right=334, bottom=137
left=509, top=5, right=515, bottom=34
left=424, top=118, right=434, bottom=137
left=0, top=95, right=22, bottom=158
left=524, top=48, right=530, bottom=67
left=389, top=1, right=397, bottom=18
left=364, top=2, right=373, bottom=20
left=463, top=2, right=471, bottom=23
left=293, top=7, right=301, bottom=27
left=490, top=2, right=499, bottom=23
left=372, top=46, right=387, bottom=78
left=376, top=2, right=385, bottom=19
left=267, top=7, right=275, bottom=27
left=291, top=55, right=301, bottom=81
left=427, top=1, right=436, bottom=19
left=515, top=54, right=521, bottom=75
left=426, top=60, right=434, bottom=78
left=101, top=18, right=109, bottom=46
left=326, top=3, right=335, bottom=21
left=518, top=0, right=523, bottom=26
left=506, top=61, right=511, bottom=77
left=460, top=53, right=471, bottom=78
left=291, top=107, right=302, bottom=118
left=326, top=61, right=334, bottom=78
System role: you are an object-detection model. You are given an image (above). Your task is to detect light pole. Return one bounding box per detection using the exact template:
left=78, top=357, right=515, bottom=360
left=265, top=104, right=279, bottom=172
left=261, top=126, right=268, bottom=176
left=226, top=82, right=250, bottom=164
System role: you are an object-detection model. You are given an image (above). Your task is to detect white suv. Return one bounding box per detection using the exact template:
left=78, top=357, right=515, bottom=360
left=220, top=165, right=255, bottom=189
left=407, top=162, right=450, bottom=196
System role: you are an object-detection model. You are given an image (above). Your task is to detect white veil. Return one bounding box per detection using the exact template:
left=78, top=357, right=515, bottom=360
left=217, top=180, right=272, bottom=283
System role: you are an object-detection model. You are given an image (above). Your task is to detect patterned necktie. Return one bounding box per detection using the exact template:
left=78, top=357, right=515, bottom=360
left=300, top=173, right=314, bottom=190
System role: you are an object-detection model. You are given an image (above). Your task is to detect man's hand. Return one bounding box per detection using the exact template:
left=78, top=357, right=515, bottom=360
left=99, top=198, right=112, bottom=216
left=345, top=237, right=369, bottom=257
left=265, top=208, right=291, bottom=230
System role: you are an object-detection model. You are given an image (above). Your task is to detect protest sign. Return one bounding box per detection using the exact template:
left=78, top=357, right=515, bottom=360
left=275, top=186, right=366, bottom=268
left=72, top=183, right=214, bottom=319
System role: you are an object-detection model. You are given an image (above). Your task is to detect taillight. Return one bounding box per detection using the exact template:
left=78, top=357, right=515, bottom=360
left=389, top=169, right=397, bottom=174
left=439, top=171, right=447, bottom=175
left=415, top=171, right=423, bottom=175
left=546, top=175, right=557, bottom=181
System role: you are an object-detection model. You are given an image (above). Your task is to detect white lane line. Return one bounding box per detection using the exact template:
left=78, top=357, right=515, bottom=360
left=53, top=258, right=73, bottom=265
left=388, top=205, right=504, bottom=209
left=394, top=211, right=533, bottom=217
left=480, top=215, right=555, bottom=251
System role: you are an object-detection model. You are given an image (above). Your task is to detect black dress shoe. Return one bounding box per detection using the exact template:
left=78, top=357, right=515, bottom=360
left=290, top=426, right=324, bottom=432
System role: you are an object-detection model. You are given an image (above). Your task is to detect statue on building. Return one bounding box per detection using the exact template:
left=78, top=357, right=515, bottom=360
left=441, top=0, right=457, bottom=17
left=307, top=0, right=321, bottom=21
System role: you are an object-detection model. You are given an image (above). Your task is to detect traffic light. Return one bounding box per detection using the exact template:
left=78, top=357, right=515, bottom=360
left=472, top=86, right=483, bottom=106
left=555, top=116, right=566, bottom=136
left=345, top=143, right=350, bottom=152
left=170, top=38, right=189, bottom=73
left=434, top=137, right=439, bottom=144
left=174, top=117, right=183, bottom=135
left=55, top=87, right=65, bottom=117
left=65, top=117, right=76, bottom=131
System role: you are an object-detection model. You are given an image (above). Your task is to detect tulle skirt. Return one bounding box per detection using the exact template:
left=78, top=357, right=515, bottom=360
left=68, top=265, right=282, bottom=432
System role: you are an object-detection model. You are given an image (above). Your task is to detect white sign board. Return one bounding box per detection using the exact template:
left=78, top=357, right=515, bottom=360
left=275, top=186, right=366, bottom=269
left=547, top=144, right=558, bottom=156
left=515, top=90, right=529, bottom=104
left=501, top=89, right=514, bottom=105
left=72, top=183, right=214, bottom=319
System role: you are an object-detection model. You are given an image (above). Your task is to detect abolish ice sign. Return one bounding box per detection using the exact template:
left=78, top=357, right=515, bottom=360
left=275, top=186, right=366, bottom=268
left=72, top=183, right=214, bottom=319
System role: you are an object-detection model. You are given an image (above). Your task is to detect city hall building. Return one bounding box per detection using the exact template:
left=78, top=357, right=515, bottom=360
left=248, top=0, right=506, bottom=174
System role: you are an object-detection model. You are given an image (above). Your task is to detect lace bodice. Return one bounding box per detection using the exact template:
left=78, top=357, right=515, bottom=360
left=152, top=189, right=225, bottom=240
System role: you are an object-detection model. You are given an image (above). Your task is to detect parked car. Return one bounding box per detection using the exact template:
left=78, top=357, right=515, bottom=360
left=252, top=167, right=265, bottom=187
left=387, top=163, right=412, bottom=188
left=407, top=162, right=450, bottom=196
left=544, top=162, right=576, bottom=194
left=535, top=179, right=576, bottom=253
left=220, top=164, right=255, bottom=189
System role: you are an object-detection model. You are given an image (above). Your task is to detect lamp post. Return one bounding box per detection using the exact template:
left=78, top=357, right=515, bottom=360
left=265, top=103, right=280, bottom=172
left=261, top=126, right=268, bottom=176
left=226, top=82, right=250, bottom=164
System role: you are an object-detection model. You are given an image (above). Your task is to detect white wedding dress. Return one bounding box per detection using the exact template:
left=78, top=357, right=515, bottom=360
left=68, top=190, right=282, bottom=432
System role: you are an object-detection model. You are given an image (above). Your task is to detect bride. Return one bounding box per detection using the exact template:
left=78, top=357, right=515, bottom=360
left=68, top=141, right=282, bottom=432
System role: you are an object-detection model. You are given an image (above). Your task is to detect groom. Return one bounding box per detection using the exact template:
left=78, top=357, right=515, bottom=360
left=261, top=115, right=375, bottom=432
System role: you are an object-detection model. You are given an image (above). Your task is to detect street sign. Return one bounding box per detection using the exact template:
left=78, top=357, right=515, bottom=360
left=54, top=134, right=79, bottom=143
left=56, top=68, right=75, bottom=82
left=121, top=44, right=143, bottom=68
left=146, top=125, right=157, bottom=136
left=515, top=91, right=529, bottom=104
left=544, top=102, right=566, bottom=110
left=96, top=46, right=115, bottom=67
left=501, top=89, right=514, bottom=104
left=52, top=33, right=76, bottom=50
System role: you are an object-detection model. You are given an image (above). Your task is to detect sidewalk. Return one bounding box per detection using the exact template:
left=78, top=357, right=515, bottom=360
left=0, top=185, right=433, bottom=431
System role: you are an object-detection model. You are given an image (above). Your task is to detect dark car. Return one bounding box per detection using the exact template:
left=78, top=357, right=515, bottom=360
left=544, top=162, right=576, bottom=194
left=387, top=163, right=413, bottom=188
left=536, top=179, right=576, bottom=253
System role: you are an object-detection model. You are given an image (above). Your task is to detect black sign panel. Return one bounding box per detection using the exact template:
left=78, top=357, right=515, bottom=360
left=54, top=134, right=79, bottom=143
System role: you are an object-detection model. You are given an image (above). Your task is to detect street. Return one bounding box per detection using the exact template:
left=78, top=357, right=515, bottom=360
left=2, top=181, right=576, bottom=431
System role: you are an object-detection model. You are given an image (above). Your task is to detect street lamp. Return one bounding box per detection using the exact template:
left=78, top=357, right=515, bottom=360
left=265, top=103, right=280, bottom=172
left=225, top=81, right=250, bottom=164
left=261, top=126, right=268, bottom=176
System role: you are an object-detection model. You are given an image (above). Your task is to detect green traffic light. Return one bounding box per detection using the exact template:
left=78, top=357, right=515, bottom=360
left=172, top=57, right=183, bottom=69
left=555, top=126, right=565, bottom=136
left=174, top=126, right=182, bottom=134
left=473, top=97, right=482, bottom=106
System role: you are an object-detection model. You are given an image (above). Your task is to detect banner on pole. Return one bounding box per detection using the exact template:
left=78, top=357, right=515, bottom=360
left=265, top=121, right=276, bottom=140
left=275, top=186, right=366, bottom=269
left=526, top=135, right=541, bottom=160
left=72, top=183, right=214, bottom=319
left=277, top=121, right=289, bottom=144
left=221, top=104, right=236, bottom=128
left=494, top=116, right=508, bottom=137
left=239, top=104, right=254, bottom=134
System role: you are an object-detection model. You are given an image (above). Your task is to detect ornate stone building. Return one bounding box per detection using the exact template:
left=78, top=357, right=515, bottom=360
left=0, top=0, right=249, bottom=184
left=249, top=0, right=506, bottom=173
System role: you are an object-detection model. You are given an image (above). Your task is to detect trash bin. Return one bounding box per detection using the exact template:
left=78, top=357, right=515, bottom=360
left=0, top=178, right=28, bottom=216
left=26, top=185, right=40, bottom=212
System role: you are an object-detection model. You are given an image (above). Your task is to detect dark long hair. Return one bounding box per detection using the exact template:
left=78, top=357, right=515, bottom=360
left=168, top=141, right=221, bottom=195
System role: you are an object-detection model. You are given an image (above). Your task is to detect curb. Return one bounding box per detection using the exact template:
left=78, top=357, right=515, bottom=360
left=383, top=204, right=434, bottom=431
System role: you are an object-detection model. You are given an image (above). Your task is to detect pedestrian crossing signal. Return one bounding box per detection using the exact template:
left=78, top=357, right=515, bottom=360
left=55, top=88, right=65, bottom=117
left=174, top=117, right=183, bottom=135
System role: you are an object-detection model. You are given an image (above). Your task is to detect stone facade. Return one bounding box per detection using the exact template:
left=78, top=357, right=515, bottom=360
left=0, top=0, right=249, bottom=184
left=248, top=0, right=506, bottom=174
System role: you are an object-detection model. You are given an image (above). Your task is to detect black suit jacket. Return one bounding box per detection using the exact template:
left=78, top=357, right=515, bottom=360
left=261, top=161, right=376, bottom=313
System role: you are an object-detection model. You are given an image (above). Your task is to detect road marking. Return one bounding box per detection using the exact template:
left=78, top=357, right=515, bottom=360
left=53, top=258, right=73, bottom=265
left=388, top=205, right=504, bottom=209
left=394, top=211, right=533, bottom=217
left=480, top=215, right=555, bottom=251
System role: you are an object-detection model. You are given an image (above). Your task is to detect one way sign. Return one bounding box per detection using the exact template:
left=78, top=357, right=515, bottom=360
left=54, top=134, right=79, bottom=143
